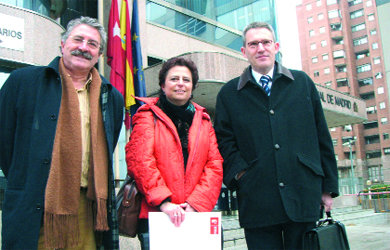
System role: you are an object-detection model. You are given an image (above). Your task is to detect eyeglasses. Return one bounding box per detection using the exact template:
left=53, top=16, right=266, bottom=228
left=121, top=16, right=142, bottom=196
left=70, top=35, right=100, bottom=50
left=247, top=40, right=274, bottom=49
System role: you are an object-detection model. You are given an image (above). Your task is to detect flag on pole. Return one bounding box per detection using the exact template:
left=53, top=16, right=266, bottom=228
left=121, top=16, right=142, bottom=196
left=107, top=0, right=146, bottom=129
left=129, top=0, right=146, bottom=120
left=107, top=0, right=125, bottom=97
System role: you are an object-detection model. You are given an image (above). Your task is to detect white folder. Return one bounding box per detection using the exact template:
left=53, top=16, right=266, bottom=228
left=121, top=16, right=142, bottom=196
left=148, top=212, right=222, bottom=250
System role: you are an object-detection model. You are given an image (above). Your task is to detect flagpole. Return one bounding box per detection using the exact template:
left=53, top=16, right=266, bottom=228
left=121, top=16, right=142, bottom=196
left=97, top=0, right=104, bottom=75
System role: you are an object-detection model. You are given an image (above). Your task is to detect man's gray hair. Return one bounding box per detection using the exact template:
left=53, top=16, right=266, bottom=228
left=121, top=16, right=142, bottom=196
left=242, top=22, right=276, bottom=47
left=61, top=16, right=107, bottom=54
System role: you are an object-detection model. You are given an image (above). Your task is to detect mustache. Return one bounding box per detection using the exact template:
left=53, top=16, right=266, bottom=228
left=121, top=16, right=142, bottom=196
left=70, top=50, right=93, bottom=60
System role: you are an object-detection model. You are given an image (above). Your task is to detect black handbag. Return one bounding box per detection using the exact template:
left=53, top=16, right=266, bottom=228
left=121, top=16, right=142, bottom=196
left=303, top=211, right=350, bottom=250
left=116, top=176, right=142, bottom=237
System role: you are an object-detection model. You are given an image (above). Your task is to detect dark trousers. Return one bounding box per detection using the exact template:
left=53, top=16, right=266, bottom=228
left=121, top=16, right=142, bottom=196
left=244, top=221, right=316, bottom=250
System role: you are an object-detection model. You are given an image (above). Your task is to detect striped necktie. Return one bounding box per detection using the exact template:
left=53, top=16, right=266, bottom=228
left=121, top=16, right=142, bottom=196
left=260, top=75, right=271, bottom=96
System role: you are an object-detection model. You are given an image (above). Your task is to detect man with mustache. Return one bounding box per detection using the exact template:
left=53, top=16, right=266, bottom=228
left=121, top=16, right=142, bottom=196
left=0, top=16, right=124, bottom=249
left=214, top=22, right=339, bottom=249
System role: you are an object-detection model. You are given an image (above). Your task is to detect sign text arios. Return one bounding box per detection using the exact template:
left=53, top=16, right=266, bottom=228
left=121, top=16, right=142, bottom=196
left=319, top=91, right=352, bottom=110
left=0, top=13, right=24, bottom=51
left=0, top=28, right=22, bottom=39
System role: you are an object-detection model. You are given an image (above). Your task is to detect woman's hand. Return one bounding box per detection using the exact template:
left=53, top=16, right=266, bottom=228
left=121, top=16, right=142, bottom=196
left=160, top=201, right=186, bottom=227
left=180, top=202, right=196, bottom=212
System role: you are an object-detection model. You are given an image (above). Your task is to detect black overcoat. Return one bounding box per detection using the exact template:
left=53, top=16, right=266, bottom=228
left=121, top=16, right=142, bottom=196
left=0, top=57, right=124, bottom=249
left=214, top=62, right=339, bottom=228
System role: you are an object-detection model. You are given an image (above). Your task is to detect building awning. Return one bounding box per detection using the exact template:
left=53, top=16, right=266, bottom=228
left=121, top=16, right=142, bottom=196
left=144, top=52, right=367, bottom=127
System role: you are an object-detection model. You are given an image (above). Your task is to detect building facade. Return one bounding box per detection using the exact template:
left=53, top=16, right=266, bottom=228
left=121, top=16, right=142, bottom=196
left=297, top=0, right=390, bottom=194
left=0, top=0, right=367, bottom=187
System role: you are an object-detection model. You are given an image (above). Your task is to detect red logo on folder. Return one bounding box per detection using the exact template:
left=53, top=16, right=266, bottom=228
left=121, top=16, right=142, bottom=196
left=210, top=217, right=219, bottom=234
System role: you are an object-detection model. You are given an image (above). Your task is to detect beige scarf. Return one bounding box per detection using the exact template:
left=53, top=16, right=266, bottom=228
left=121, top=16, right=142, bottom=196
left=44, top=58, right=109, bottom=248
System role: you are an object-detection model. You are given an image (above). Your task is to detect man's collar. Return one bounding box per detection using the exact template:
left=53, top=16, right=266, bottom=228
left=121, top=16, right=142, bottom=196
left=237, top=61, right=294, bottom=90
left=251, top=67, right=274, bottom=85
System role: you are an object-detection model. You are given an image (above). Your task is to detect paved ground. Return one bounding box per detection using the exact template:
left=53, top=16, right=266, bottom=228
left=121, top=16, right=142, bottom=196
left=118, top=221, right=390, bottom=250
left=1, top=211, right=389, bottom=249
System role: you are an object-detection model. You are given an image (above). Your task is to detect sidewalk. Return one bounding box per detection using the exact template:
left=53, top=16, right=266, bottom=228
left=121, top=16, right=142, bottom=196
left=1, top=210, right=390, bottom=249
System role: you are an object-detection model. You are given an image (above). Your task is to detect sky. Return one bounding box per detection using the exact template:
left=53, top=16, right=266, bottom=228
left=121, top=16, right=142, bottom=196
left=275, top=0, right=303, bottom=70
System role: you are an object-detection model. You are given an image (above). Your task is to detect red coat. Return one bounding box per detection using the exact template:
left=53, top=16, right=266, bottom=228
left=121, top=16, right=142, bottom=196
left=125, top=97, right=223, bottom=218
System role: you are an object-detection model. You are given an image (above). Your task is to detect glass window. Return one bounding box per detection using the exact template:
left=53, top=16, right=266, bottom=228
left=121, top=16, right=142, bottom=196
left=379, top=102, right=386, bottom=109
left=333, top=50, right=345, bottom=58
left=356, top=50, right=370, bottom=60
left=353, top=36, right=368, bottom=46
left=330, top=23, right=342, bottom=31
left=370, top=29, right=377, bottom=35
left=325, top=81, right=332, bottom=87
left=366, top=150, right=381, bottom=159
left=312, top=57, right=318, bottom=63
left=366, top=0, right=372, bottom=7
left=322, top=54, right=329, bottom=60
left=327, top=0, right=338, bottom=5
left=336, top=65, right=347, bottom=73
left=309, top=30, right=315, bottom=37
left=147, top=1, right=245, bottom=52
left=349, top=0, right=362, bottom=6
left=337, top=78, right=348, bottom=87
left=328, top=10, right=340, bottom=19
left=314, top=71, right=320, bottom=77
left=332, top=139, right=338, bottom=146
left=350, top=9, right=364, bottom=19
left=356, top=64, right=371, bottom=73
left=351, top=23, right=366, bottom=32
left=308, top=17, right=313, bottom=24
left=363, top=121, right=378, bottom=129
left=384, top=133, right=390, bottom=139
left=318, top=13, right=324, bottom=20
left=372, top=42, right=379, bottom=49
left=358, top=77, right=373, bottom=86
left=368, top=14, right=375, bottom=21
left=360, top=92, right=375, bottom=100
left=319, top=26, right=326, bottom=33
left=311, top=43, right=317, bottom=50
left=366, top=106, right=377, bottom=114
left=374, top=57, right=381, bottom=65
left=378, top=87, right=384, bottom=94
left=376, top=72, right=383, bottom=79
left=321, top=40, right=327, bottom=47
left=368, top=165, right=384, bottom=182
left=381, top=118, right=388, bottom=124
left=365, top=134, right=380, bottom=144
left=317, top=0, right=322, bottom=6
left=306, top=4, right=312, bottom=10
left=324, top=68, right=330, bottom=74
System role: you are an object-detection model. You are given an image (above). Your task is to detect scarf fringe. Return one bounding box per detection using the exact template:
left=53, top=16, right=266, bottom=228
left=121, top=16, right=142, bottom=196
left=44, top=213, right=79, bottom=249
left=95, top=198, right=109, bottom=231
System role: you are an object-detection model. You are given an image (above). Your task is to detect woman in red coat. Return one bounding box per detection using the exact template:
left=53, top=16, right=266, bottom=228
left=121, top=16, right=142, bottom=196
left=125, top=57, right=223, bottom=249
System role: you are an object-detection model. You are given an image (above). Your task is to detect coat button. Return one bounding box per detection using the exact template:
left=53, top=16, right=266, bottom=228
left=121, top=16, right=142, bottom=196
left=36, top=203, right=43, bottom=210
left=279, top=182, right=285, bottom=188
left=274, top=144, right=280, bottom=150
left=42, top=158, right=50, bottom=165
left=50, top=114, right=57, bottom=120
left=270, top=109, right=275, bottom=115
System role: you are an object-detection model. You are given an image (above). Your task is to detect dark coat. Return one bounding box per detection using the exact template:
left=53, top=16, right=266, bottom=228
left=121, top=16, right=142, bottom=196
left=0, top=57, right=124, bottom=249
left=214, top=62, right=339, bottom=229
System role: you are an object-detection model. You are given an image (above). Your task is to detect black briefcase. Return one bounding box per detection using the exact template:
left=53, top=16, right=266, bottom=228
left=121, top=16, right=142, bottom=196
left=303, top=211, right=350, bottom=250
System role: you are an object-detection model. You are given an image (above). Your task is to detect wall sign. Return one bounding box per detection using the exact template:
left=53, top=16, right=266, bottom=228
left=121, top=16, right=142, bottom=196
left=0, top=13, right=24, bottom=51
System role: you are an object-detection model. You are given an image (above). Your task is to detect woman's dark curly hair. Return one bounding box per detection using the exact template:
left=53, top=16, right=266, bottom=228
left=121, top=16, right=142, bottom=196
left=158, top=57, right=199, bottom=90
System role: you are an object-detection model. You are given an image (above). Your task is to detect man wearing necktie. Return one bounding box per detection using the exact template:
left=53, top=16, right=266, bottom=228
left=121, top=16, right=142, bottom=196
left=214, top=22, right=339, bottom=249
